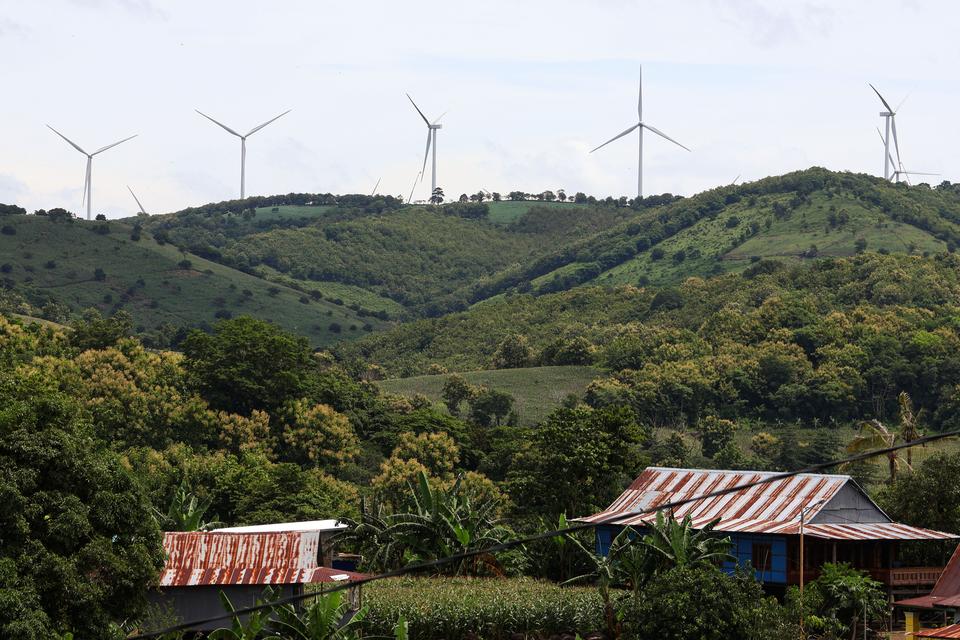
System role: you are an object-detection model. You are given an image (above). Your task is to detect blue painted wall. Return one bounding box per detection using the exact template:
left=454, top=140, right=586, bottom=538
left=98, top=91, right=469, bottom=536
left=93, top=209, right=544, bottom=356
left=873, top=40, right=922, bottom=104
left=596, top=526, right=788, bottom=584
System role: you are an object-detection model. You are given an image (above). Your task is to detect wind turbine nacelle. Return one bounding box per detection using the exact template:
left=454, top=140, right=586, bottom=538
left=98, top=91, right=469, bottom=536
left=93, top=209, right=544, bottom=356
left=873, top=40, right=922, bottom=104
left=431, top=124, right=443, bottom=130
left=880, top=111, right=893, bottom=117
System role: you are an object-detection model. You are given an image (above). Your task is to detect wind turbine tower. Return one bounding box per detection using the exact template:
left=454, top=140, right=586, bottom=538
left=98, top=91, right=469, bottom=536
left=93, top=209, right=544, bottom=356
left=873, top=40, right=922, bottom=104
left=590, top=66, right=690, bottom=199
left=47, top=126, right=137, bottom=220
left=127, top=186, right=147, bottom=214
left=869, top=84, right=905, bottom=181
left=407, top=94, right=446, bottom=200
left=195, top=109, right=291, bottom=199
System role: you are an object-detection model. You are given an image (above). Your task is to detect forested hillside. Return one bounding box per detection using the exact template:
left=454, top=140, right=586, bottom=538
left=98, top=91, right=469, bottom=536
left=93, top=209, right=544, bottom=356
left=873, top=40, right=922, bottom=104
left=0, top=213, right=388, bottom=346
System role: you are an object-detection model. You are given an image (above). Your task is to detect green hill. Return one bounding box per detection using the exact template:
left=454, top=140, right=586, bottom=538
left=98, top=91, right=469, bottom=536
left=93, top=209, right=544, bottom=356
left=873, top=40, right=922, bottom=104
left=450, top=169, right=960, bottom=308
left=0, top=215, right=388, bottom=346
left=377, top=365, right=601, bottom=425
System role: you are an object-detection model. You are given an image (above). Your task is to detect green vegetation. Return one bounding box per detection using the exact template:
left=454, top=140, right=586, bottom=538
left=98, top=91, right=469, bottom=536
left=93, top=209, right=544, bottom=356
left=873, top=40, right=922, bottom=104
left=0, top=215, right=385, bottom=346
left=362, top=577, right=603, bottom=640
left=377, top=366, right=599, bottom=424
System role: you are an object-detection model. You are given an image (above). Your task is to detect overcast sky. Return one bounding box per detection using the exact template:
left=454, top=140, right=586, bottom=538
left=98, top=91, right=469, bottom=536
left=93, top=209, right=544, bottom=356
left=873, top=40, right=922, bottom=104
left=1, top=0, right=958, bottom=217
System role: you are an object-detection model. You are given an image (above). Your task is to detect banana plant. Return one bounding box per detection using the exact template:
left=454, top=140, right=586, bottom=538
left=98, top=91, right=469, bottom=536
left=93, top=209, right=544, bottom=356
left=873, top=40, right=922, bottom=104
left=269, top=590, right=366, bottom=640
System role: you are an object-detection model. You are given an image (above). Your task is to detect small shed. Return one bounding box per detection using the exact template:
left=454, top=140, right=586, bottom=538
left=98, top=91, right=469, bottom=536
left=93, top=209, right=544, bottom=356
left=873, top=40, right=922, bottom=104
left=149, top=530, right=367, bottom=632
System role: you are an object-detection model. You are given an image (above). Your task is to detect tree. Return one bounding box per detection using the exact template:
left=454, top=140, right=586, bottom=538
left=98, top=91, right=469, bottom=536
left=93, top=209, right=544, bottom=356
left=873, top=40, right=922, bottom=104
left=68, top=309, right=132, bottom=350
left=699, top=415, right=736, bottom=458
left=280, top=400, right=360, bottom=470
left=390, top=431, right=460, bottom=478
left=0, top=376, right=163, bottom=638
left=557, top=189, right=567, bottom=202
left=491, top=334, right=533, bottom=369
left=458, top=193, right=468, bottom=203
left=787, top=563, right=886, bottom=639
left=508, top=406, right=647, bottom=517
left=845, top=419, right=906, bottom=483
left=468, top=388, right=514, bottom=426
left=441, top=374, right=474, bottom=417
left=430, top=187, right=444, bottom=204
left=182, top=317, right=314, bottom=415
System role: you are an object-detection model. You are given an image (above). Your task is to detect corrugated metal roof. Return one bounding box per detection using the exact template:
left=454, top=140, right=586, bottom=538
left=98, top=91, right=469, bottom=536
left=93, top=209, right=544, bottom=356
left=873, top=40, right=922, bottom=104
left=212, top=520, right=347, bottom=534
left=577, top=467, right=958, bottom=541
left=159, top=532, right=367, bottom=587
left=918, top=624, right=960, bottom=639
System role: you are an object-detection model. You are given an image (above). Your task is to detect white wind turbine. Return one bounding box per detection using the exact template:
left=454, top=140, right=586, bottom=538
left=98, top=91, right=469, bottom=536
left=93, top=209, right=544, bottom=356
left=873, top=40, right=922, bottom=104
left=127, top=185, right=147, bottom=214
left=875, top=129, right=938, bottom=185
left=590, top=66, right=690, bottom=199
left=407, top=171, right=422, bottom=204
left=370, top=177, right=381, bottom=196
left=47, top=126, right=137, bottom=220
left=195, top=109, right=291, bottom=199
left=407, top=93, right=446, bottom=201
left=869, top=84, right=907, bottom=181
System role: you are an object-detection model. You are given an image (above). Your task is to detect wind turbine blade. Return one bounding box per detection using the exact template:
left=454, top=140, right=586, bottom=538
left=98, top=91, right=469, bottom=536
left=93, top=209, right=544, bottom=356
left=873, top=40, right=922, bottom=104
left=92, top=134, right=137, bottom=156
left=371, top=177, right=381, bottom=196
left=245, top=109, right=292, bottom=137
left=432, top=111, right=448, bottom=125
left=195, top=110, right=242, bottom=137
left=127, top=185, right=147, bottom=213
left=406, top=93, right=430, bottom=125
left=901, top=171, right=940, bottom=176
left=47, top=125, right=88, bottom=155
left=643, top=123, right=691, bottom=151
left=877, top=127, right=897, bottom=169
left=81, top=167, right=89, bottom=209
left=731, top=174, right=740, bottom=185
left=420, top=130, right=432, bottom=177
left=637, top=65, right=643, bottom=120
left=869, top=83, right=894, bottom=113
left=890, top=117, right=902, bottom=166
left=589, top=123, right=640, bottom=153
left=408, top=171, right=421, bottom=203
left=895, top=94, right=910, bottom=113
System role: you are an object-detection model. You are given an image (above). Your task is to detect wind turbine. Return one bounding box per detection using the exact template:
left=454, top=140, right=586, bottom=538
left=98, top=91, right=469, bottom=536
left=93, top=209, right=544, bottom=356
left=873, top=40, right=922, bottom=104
left=127, top=185, right=147, bottom=214
left=407, top=93, right=446, bottom=201
left=590, top=66, right=690, bottom=199
left=195, top=109, right=291, bottom=199
left=875, top=129, right=938, bottom=185
left=869, top=84, right=907, bottom=181
left=370, top=177, right=381, bottom=196
left=407, top=171, right=422, bottom=204
left=47, top=126, right=137, bottom=220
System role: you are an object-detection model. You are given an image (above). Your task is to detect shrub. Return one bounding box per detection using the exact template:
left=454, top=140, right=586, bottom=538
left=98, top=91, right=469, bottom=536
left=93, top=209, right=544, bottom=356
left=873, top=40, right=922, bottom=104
left=329, top=322, right=342, bottom=334
left=0, top=264, right=11, bottom=273
left=93, top=267, right=106, bottom=281
left=0, top=225, right=15, bottom=235
left=177, top=259, right=192, bottom=270
left=362, top=577, right=603, bottom=640
left=44, top=260, right=56, bottom=269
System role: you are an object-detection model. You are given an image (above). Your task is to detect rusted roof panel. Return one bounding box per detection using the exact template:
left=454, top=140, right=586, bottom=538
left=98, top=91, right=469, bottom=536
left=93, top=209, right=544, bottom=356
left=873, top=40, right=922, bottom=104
left=897, top=544, right=960, bottom=610
left=159, top=532, right=367, bottom=587
left=918, top=624, right=960, bottom=639
left=577, top=467, right=958, bottom=541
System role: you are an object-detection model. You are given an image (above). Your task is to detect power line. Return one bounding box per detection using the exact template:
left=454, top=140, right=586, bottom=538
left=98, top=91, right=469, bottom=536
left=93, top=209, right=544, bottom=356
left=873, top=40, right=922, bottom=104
left=128, top=428, right=960, bottom=639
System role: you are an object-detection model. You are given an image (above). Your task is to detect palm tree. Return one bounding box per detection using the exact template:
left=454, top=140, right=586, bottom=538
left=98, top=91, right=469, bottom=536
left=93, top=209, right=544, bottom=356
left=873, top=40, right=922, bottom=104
left=898, top=391, right=923, bottom=467
left=846, top=419, right=910, bottom=484
left=639, top=511, right=735, bottom=572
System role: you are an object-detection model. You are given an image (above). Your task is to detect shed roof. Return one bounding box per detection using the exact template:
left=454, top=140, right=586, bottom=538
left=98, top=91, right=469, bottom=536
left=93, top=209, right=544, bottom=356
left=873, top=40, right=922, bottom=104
left=211, top=520, right=347, bottom=534
left=918, top=624, right=960, bottom=639
left=159, top=531, right=367, bottom=587
left=577, top=467, right=957, bottom=541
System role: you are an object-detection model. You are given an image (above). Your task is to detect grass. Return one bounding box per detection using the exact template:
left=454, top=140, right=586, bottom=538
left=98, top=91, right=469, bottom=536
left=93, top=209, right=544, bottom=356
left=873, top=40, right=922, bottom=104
left=251, top=204, right=335, bottom=224
left=377, top=365, right=601, bottom=425
left=0, top=216, right=388, bottom=346
left=486, top=200, right=588, bottom=225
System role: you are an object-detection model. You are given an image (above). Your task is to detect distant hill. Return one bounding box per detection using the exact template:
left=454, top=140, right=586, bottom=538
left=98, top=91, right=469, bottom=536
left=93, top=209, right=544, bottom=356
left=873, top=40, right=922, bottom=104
left=0, top=214, right=389, bottom=346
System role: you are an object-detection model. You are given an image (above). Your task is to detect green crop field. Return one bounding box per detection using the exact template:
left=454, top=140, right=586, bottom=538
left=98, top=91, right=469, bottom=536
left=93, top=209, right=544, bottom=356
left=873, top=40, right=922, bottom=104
left=0, top=215, right=388, bottom=345
left=251, top=204, right=336, bottom=223
left=377, top=365, right=602, bottom=425
left=486, top=200, right=589, bottom=225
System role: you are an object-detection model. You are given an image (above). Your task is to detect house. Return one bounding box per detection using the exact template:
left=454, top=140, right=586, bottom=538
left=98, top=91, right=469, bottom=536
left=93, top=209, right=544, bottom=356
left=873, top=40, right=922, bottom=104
left=149, top=529, right=367, bottom=632
left=897, top=543, right=960, bottom=638
left=576, top=467, right=958, bottom=596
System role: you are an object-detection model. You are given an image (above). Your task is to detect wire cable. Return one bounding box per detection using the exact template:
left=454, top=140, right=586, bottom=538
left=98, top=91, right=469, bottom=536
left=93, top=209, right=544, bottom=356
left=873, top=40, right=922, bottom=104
left=128, top=427, right=960, bottom=639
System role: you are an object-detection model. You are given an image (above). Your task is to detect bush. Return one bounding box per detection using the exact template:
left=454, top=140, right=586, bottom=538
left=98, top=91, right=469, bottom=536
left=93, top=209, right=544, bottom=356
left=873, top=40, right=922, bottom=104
left=621, top=566, right=795, bottom=640
left=0, top=225, right=15, bottom=235
left=177, top=259, right=192, bottom=270
left=363, top=577, right=603, bottom=640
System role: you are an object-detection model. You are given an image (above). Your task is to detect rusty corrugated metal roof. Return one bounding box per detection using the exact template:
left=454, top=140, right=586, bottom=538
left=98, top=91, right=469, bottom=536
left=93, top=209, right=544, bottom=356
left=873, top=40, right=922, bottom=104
left=918, top=624, right=960, bottom=639
left=577, top=467, right=958, bottom=541
left=159, top=531, right=367, bottom=587
left=897, top=543, right=960, bottom=610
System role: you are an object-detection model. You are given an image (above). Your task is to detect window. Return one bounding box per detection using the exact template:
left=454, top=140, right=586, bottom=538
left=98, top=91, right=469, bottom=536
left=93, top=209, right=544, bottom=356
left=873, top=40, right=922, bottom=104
left=752, top=542, right=773, bottom=572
